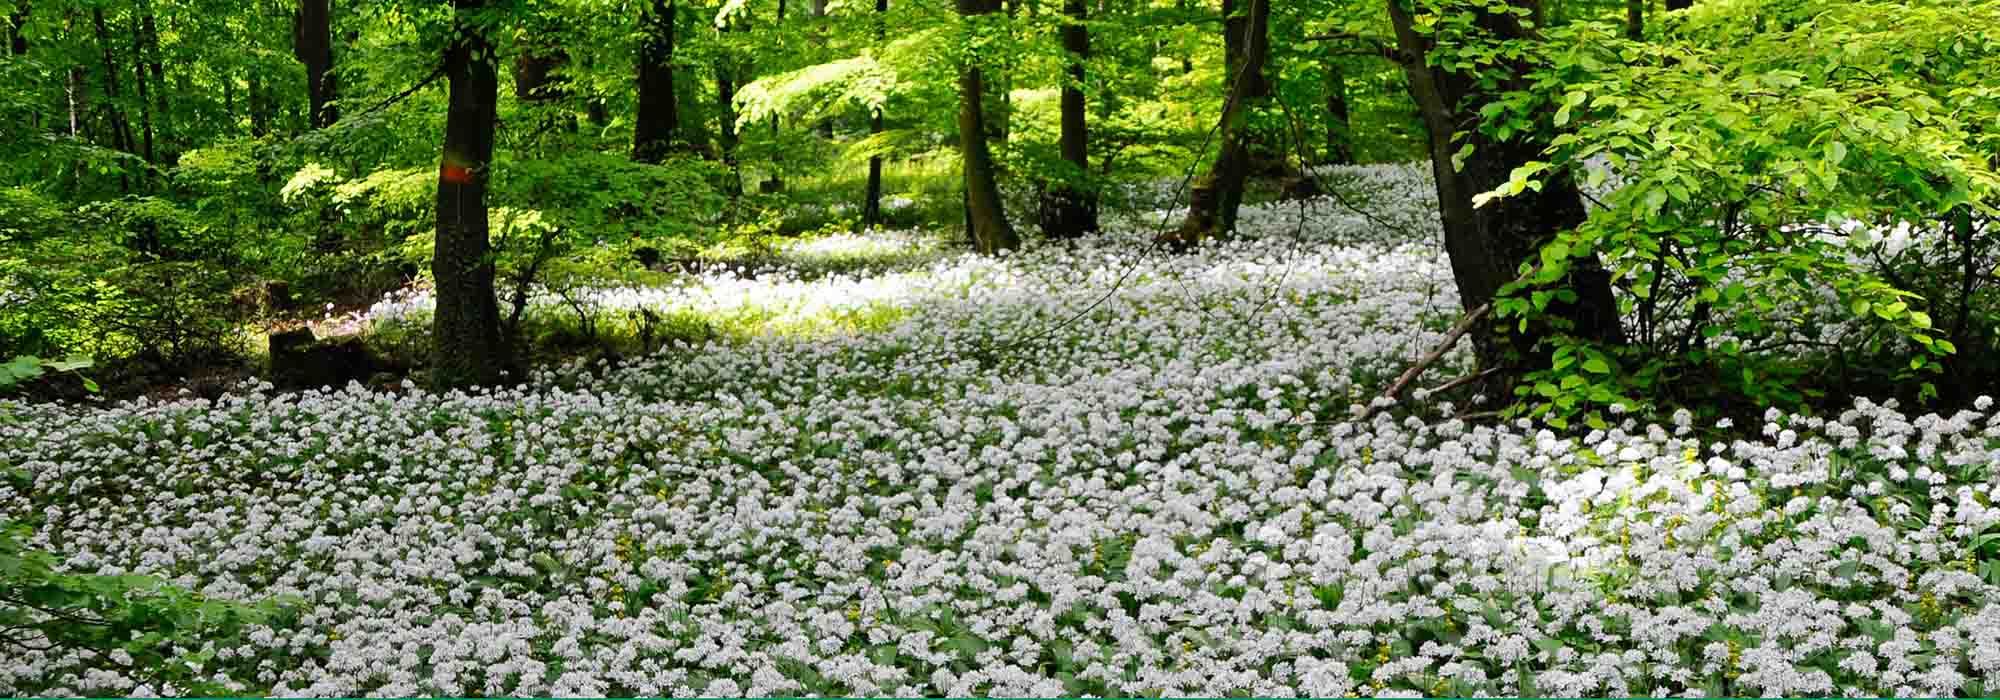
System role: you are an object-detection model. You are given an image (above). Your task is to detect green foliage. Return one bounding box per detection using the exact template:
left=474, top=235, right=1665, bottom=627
left=1466, top=0, right=2000, bottom=424
left=0, top=519, right=292, bottom=695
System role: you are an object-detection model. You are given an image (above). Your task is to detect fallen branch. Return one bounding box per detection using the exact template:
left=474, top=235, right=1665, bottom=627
left=1359, top=302, right=1490, bottom=418
left=1424, top=366, right=1499, bottom=401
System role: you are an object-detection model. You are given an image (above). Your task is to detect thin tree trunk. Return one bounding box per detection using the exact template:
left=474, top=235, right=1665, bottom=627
left=632, top=0, right=679, bottom=163
left=1386, top=0, right=1623, bottom=382
left=131, top=14, right=155, bottom=165
left=957, top=0, right=1018, bottom=254
left=716, top=18, right=741, bottom=198
left=431, top=0, right=506, bottom=389
left=515, top=44, right=575, bottom=134
left=1323, top=56, right=1353, bottom=165
left=1039, top=0, right=1096, bottom=238
left=862, top=0, right=888, bottom=230
left=248, top=74, right=272, bottom=137
left=294, top=0, right=337, bottom=128
left=140, top=8, right=170, bottom=161
left=8, top=3, right=25, bottom=56
left=1626, top=0, right=1643, bottom=39
left=1164, top=0, right=1267, bottom=247
left=811, top=0, right=834, bottom=138
left=91, top=8, right=133, bottom=155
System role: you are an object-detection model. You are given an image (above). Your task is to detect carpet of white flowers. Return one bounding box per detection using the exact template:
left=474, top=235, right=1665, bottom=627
left=6, top=164, right=2000, bottom=697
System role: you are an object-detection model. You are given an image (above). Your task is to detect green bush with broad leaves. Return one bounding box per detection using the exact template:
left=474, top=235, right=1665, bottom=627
left=1467, top=0, right=2000, bottom=427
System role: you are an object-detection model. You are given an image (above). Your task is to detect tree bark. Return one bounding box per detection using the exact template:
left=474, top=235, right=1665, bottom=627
left=431, top=0, right=506, bottom=389
left=811, top=0, right=834, bottom=139
left=1323, top=55, right=1353, bottom=165
left=632, top=0, right=679, bottom=163
left=1386, top=0, right=1623, bottom=381
left=8, top=3, right=26, bottom=56
left=515, top=44, right=575, bottom=134
left=91, top=8, right=134, bottom=156
left=293, top=0, right=337, bottom=128
left=715, top=16, right=742, bottom=197
left=1038, top=0, right=1096, bottom=238
left=957, top=0, right=1018, bottom=254
left=861, top=0, right=888, bottom=230
left=1626, top=0, right=1643, bottom=39
left=131, top=14, right=155, bottom=165
left=139, top=8, right=169, bottom=160
left=1164, top=0, right=1267, bottom=247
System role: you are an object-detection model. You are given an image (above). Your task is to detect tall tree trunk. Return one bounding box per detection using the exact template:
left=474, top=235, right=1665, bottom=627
left=140, top=8, right=170, bottom=161
left=1626, top=0, right=1643, bottom=39
left=248, top=74, right=272, bottom=137
left=956, top=0, right=1018, bottom=254
left=716, top=20, right=741, bottom=198
left=432, top=0, right=506, bottom=389
left=515, top=45, right=576, bottom=134
left=1323, top=55, right=1353, bottom=165
left=91, top=9, right=133, bottom=155
left=1038, top=0, right=1095, bottom=238
left=632, top=0, right=678, bottom=163
left=8, top=3, right=26, bottom=56
left=811, top=0, right=834, bottom=139
left=1386, top=0, right=1623, bottom=381
left=861, top=0, right=888, bottom=230
left=1164, top=0, right=1266, bottom=247
left=294, top=0, right=337, bottom=128
left=131, top=14, right=155, bottom=165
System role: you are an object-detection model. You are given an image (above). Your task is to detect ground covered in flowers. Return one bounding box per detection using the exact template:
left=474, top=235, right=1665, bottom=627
left=6, top=165, right=2000, bottom=697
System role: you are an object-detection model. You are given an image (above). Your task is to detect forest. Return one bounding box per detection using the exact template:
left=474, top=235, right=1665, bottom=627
left=3, top=0, right=2000, bottom=696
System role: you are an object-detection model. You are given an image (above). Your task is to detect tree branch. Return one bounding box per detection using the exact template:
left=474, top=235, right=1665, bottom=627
left=1304, top=31, right=1405, bottom=63
left=1361, top=302, right=1491, bottom=418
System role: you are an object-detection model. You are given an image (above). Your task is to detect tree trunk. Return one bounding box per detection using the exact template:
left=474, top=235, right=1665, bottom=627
left=515, top=45, right=576, bottom=134
left=811, top=0, right=834, bottom=139
left=91, top=8, right=134, bottom=155
left=957, top=0, right=1018, bottom=254
left=431, top=0, right=506, bottom=389
left=8, top=3, right=25, bottom=56
left=131, top=14, right=155, bottom=165
left=293, top=0, right=337, bottom=128
left=248, top=74, right=272, bottom=137
left=1386, top=0, right=1623, bottom=381
left=632, top=0, right=679, bottom=163
left=861, top=0, right=888, bottom=230
left=1164, top=0, right=1267, bottom=248
left=139, top=8, right=170, bottom=161
left=1323, top=55, right=1353, bottom=165
left=716, top=21, right=741, bottom=198
left=1038, top=0, right=1096, bottom=238
left=1625, top=0, right=1643, bottom=39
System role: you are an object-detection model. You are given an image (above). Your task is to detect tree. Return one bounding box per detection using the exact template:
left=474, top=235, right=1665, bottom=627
left=632, top=0, right=678, bottom=164
left=1037, top=0, right=1096, bottom=238
left=1322, top=54, right=1353, bottom=165
left=431, top=0, right=506, bottom=389
left=1626, top=0, right=1643, bottom=39
left=956, top=0, right=1017, bottom=254
left=1165, top=0, right=1267, bottom=248
left=294, top=0, right=337, bottom=128
left=1385, top=0, right=1622, bottom=380
left=861, top=0, right=888, bottom=230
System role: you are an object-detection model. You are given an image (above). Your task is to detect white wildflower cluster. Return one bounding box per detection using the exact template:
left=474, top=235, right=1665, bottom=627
left=4, top=164, right=1996, bottom=697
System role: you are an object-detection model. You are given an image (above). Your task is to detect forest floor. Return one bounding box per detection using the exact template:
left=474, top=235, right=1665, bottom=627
left=4, top=164, right=2000, bottom=696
